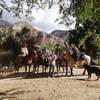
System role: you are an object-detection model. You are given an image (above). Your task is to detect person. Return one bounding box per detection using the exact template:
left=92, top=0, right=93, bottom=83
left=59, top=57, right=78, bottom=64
left=16, top=43, right=29, bottom=67
left=70, top=44, right=79, bottom=61
left=64, top=42, right=72, bottom=54
left=55, top=44, right=62, bottom=55
left=64, top=42, right=70, bottom=49
left=79, top=52, right=86, bottom=60
left=20, top=43, right=29, bottom=57
left=48, top=51, right=57, bottom=77
left=64, top=42, right=69, bottom=48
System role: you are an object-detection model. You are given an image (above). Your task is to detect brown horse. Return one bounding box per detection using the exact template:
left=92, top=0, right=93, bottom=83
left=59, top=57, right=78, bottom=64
left=60, top=51, right=91, bottom=76
left=14, top=52, right=35, bottom=73
left=60, top=51, right=76, bottom=76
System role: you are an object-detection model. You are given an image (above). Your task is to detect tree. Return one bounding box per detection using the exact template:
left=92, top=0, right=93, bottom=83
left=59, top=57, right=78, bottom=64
left=0, top=0, right=100, bottom=58
left=69, top=19, right=100, bottom=58
left=0, top=0, right=99, bottom=26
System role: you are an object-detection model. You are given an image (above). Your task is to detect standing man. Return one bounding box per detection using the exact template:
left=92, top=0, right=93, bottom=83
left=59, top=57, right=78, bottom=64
left=48, top=51, right=57, bottom=77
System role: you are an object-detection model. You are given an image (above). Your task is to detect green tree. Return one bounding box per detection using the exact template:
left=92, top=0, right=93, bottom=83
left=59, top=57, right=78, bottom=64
left=0, top=0, right=99, bottom=26
left=0, top=0, right=100, bottom=58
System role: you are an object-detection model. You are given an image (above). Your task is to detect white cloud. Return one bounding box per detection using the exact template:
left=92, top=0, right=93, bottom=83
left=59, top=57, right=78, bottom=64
left=2, top=0, right=75, bottom=32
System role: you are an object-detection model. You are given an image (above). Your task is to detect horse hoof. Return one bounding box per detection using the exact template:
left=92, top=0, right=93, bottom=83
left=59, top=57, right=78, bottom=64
left=66, top=74, right=68, bottom=76
left=69, top=74, right=73, bottom=77
left=82, top=73, right=85, bottom=75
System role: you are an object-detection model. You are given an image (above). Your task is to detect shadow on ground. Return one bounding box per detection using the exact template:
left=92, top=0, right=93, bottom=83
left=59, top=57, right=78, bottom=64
left=0, top=72, right=50, bottom=79
left=0, top=87, right=35, bottom=100
left=0, top=70, right=89, bottom=81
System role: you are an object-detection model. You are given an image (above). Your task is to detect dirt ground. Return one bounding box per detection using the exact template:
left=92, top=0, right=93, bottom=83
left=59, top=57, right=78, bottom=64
left=0, top=67, right=100, bottom=100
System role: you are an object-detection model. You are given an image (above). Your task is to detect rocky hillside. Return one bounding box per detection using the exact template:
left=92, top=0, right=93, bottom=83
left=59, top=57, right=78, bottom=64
left=11, top=21, right=65, bottom=47
left=12, top=21, right=40, bottom=37
left=35, top=33, right=65, bottom=47
left=0, top=19, right=65, bottom=47
left=51, top=30, right=70, bottom=42
left=0, top=19, right=11, bottom=28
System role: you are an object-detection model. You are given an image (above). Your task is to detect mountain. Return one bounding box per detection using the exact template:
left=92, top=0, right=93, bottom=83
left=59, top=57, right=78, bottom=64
left=35, top=33, right=65, bottom=47
left=12, top=21, right=36, bottom=32
left=11, top=21, right=65, bottom=47
left=51, top=30, right=70, bottom=42
left=12, top=21, right=40, bottom=37
left=0, top=19, right=11, bottom=28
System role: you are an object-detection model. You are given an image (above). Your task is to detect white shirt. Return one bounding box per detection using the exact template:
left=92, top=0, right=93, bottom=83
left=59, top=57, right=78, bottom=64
left=21, top=47, right=28, bottom=56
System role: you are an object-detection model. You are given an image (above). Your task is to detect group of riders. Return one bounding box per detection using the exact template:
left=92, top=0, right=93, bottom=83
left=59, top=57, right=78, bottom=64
left=16, top=41, right=86, bottom=77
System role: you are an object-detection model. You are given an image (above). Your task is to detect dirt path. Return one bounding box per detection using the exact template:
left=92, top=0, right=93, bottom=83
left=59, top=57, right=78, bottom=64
left=0, top=68, right=100, bottom=100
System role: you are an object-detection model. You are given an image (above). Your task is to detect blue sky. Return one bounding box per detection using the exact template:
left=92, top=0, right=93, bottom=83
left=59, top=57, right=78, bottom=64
left=2, top=0, right=75, bottom=33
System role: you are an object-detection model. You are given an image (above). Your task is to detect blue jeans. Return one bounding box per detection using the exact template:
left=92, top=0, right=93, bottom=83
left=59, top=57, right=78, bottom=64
left=48, top=64, right=54, bottom=77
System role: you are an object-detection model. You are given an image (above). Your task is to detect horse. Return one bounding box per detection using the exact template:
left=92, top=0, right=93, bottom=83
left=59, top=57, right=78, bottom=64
left=56, top=52, right=65, bottom=74
left=36, top=51, right=49, bottom=73
left=60, top=50, right=91, bottom=76
left=14, top=52, right=34, bottom=73
left=60, top=51, right=76, bottom=76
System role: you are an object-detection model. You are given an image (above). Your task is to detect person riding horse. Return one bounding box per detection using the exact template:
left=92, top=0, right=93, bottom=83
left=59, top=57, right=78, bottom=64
left=70, top=44, right=79, bottom=61
left=20, top=43, right=29, bottom=57
left=55, top=44, right=62, bottom=55
left=15, top=43, right=39, bottom=73
left=79, top=52, right=86, bottom=60
left=64, top=42, right=80, bottom=61
left=14, top=43, right=29, bottom=72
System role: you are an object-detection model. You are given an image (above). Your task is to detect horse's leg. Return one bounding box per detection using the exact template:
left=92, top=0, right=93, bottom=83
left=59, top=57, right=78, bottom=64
left=63, top=64, right=65, bottom=73
left=59, top=65, right=60, bottom=73
left=25, top=65, right=27, bottom=73
left=14, top=64, right=19, bottom=72
left=70, top=67, right=73, bottom=76
left=35, top=65, right=37, bottom=73
left=28, top=65, right=31, bottom=73
left=33, top=64, right=36, bottom=73
left=32, top=64, right=35, bottom=73
left=16, top=66, right=19, bottom=72
left=17, top=66, right=19, bottom=72
left=44, top=65, right=47, bottom=73
left=45, top=64, right=49, bottom=73
left=55, top=61, right=60, bottom=76
left=14, top=60, right=20, bottom=72
left=65, top=65, right=68, bottom=76
left=43, top=65, right=45, bottom=73
left=16, top=63, right=21, bottom=72
left=42, top=65, right=45, bottom=73
left=37, top=65, right=39, bottom=73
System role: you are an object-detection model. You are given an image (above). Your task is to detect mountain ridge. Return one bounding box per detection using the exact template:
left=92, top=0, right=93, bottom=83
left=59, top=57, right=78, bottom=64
left=0, top=19, right=11, bottom=28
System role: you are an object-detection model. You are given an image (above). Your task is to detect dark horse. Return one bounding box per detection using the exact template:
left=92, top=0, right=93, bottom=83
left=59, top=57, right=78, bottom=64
left=37, top=52, right=49, bottom=73
left=14, top=52, right=35, bottom=73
